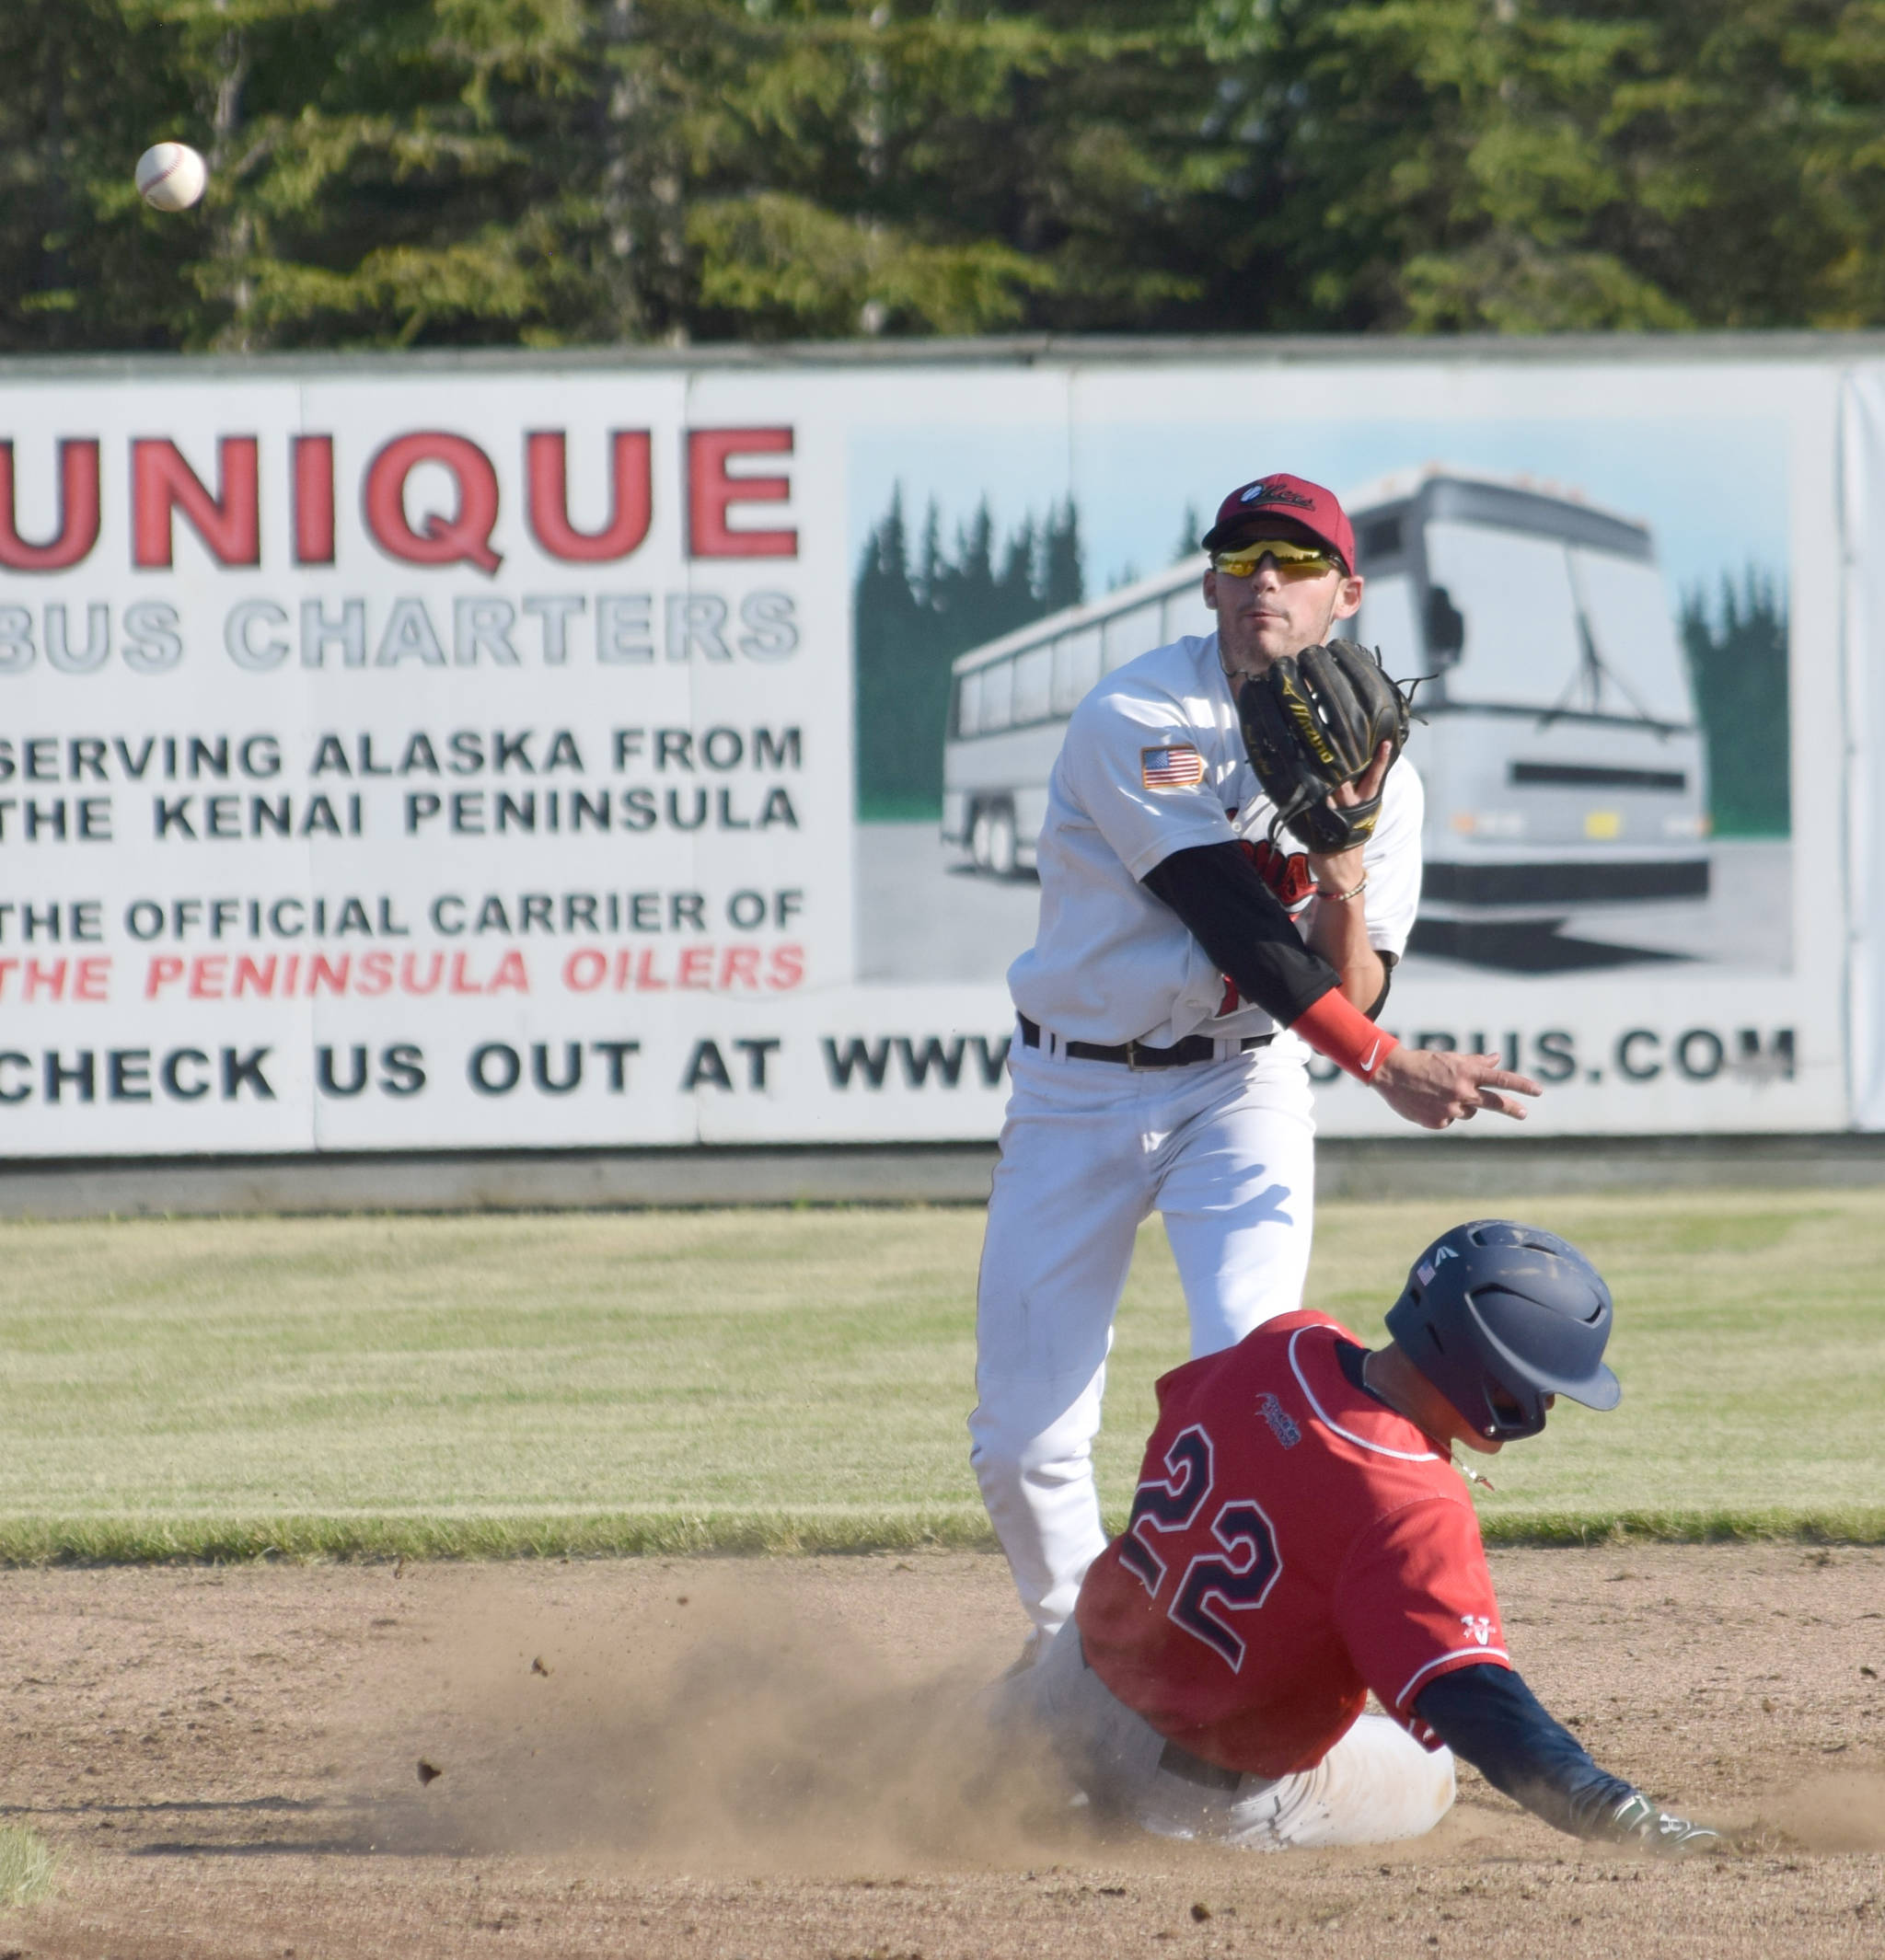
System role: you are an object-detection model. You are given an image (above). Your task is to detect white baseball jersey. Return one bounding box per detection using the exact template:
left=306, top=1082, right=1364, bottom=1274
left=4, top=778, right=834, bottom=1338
left=1008, top=632, right=1423, bottom=1049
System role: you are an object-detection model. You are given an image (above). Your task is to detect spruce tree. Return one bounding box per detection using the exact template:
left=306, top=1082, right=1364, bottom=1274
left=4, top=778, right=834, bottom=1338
left=852, top=484, right=1088, bottom=821
left=1679, top=569, right=1790, bottom=838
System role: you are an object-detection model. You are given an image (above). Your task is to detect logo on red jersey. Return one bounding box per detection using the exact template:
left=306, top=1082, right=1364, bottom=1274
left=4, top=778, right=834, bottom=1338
left=1258, top=1391, right=1301, bottom=1449
left=1460, top=1613, right=1496, bottom=1646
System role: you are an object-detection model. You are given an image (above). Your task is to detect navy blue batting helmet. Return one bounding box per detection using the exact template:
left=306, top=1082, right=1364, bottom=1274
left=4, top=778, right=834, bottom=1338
left=1382, top=1220, right=1620, bottom=1442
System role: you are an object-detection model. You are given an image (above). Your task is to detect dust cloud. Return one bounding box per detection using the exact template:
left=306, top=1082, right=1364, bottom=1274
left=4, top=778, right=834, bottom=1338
left=369, top=1565, right=1079, bottom=1874
left=356, top=1557, right=1885, bottom=1877
left=1749, top=1772, right=1885, bottom=1853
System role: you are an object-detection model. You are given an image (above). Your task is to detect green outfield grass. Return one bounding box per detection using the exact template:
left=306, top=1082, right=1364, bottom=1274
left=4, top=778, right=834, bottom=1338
left=0, top=1190, right=1878, bottom=1561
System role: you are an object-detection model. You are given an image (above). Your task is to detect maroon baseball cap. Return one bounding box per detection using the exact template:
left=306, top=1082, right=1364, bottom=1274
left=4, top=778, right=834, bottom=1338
left=1200, top=472, right=1356, bottom=570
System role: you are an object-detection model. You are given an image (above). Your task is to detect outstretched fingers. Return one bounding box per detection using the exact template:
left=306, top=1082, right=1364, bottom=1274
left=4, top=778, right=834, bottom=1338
left=1464, top=1057, right=1542, bottom=1121
left=1371, top=1048, right=1546, bottom=1130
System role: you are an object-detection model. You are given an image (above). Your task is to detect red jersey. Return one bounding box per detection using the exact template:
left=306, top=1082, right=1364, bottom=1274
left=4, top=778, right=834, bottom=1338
left=1075, top=1310, right=1509, bottom=1779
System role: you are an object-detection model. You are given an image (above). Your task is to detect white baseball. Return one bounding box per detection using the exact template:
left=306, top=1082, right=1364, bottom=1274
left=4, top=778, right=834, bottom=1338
left=135, top=143, right=208, bottom=213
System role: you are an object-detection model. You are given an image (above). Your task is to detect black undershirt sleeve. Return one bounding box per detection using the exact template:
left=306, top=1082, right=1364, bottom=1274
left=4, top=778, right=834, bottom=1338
left=1139, top=842, right=1339, bottom=1026
left=1415, top=1664, right=1639, bottom=1839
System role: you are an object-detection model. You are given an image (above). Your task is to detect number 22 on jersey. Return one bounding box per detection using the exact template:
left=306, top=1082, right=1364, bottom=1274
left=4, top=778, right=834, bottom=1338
left=1116, top=1423, right=1283, bottom=1672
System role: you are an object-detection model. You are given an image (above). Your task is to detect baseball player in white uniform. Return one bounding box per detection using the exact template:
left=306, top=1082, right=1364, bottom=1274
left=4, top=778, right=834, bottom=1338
left=969, top=472, right=1542, bottom=1644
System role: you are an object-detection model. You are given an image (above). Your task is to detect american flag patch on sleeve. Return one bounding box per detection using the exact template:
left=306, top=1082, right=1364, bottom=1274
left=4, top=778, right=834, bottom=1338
left=1140, top=744, right=1206, bottom=789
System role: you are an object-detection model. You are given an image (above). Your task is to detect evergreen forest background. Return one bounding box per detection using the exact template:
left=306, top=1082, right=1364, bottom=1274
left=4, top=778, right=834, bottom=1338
left=854, top=490, right=1789, bottom=836
left=1, top=0, right=1807, bottom=837
left=7, top=1, right=1885, bottom=352
left=854, top=491, right=1082, bottom=820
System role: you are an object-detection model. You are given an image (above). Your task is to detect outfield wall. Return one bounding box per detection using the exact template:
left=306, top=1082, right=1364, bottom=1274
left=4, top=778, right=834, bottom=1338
left=0, top=334, right=1880, bottom=1159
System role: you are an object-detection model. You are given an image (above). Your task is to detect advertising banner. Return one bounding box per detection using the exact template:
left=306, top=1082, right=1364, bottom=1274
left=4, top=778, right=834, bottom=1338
left=0, top=347, right=1847, bottom=1155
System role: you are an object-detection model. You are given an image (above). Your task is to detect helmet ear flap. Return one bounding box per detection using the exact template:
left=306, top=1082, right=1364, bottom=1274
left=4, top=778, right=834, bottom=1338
left=1477, top=1372, right=1547, bottom=1442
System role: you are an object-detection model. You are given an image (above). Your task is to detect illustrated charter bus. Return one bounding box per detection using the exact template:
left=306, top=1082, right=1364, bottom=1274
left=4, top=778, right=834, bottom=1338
left=941, top=468, right=1711, bottom=951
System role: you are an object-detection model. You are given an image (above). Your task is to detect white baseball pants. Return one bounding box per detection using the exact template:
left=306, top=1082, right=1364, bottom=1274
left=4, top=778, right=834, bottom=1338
left=1005, top=1623, right=1455, bottom=1850
left=968, top=1035, right=1316, bottom=1636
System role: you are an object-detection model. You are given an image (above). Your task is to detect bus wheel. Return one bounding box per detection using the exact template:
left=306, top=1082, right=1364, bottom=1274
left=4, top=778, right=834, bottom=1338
left=969, top=806, right=993, bottom=871
left=985, top=804, right=1018, bottom=878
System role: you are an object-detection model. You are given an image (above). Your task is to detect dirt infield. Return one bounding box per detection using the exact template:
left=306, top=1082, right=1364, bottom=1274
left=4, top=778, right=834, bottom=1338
left=0, top=1546, right=1879, bottom=1958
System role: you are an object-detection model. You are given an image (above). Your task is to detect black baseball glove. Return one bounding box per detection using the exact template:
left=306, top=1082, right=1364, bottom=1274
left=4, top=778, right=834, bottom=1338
left=1235, top=640, right=1413, bottom=855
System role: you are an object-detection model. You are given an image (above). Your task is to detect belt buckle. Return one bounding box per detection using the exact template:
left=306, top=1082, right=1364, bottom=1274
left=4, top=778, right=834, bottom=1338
left=1125, top=1040, right=1144, bottom=1072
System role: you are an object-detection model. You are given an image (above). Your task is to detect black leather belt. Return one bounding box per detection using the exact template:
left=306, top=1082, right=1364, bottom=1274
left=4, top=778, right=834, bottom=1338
left=1074, top=1633, right=1245, bottom=1791
left=1018, top=1014, right=1272, bottom=1070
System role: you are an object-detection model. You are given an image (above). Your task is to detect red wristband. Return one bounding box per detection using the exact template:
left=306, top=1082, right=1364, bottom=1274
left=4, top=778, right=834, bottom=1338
left=1290, top=987, right=1400, bottom=1082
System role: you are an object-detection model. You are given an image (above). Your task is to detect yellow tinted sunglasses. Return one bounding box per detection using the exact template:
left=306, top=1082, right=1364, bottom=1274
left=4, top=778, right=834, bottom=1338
left=1210, top=539, right=1340, bottom=579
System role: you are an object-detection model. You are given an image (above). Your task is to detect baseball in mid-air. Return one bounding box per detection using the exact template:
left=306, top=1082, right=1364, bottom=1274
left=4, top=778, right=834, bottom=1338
left=134, top=143, right=208, bottom=213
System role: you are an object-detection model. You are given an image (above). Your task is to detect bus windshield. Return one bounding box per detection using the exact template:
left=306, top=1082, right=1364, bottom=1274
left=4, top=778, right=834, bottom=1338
left=1422, top=517, right=1693, bottom=724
